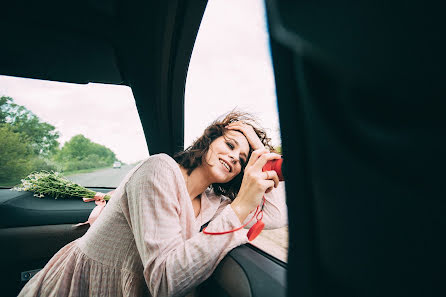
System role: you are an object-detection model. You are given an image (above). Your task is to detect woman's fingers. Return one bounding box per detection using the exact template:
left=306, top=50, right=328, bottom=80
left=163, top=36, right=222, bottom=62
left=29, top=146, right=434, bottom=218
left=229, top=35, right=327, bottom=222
left=246, top=148, right=270, bottom=168
left=226, top=121, right=264, bottom=151
left=263, top=179, right=276, bottom=194
left=264, top=170, right=279, bottom=188
left=246, top=150, right=281, bottom=184
left=252, top=152, right=281, bottom=172
left=236, top=150, right=280, bottom=212
left=225, top=122, right=246, bottom=132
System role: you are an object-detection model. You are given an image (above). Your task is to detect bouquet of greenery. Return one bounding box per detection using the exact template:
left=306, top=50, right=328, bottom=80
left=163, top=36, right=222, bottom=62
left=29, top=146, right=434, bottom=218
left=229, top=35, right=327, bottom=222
left=12, top=171, right=111, bottom=200
left=12, top=171, right=112, bottom=226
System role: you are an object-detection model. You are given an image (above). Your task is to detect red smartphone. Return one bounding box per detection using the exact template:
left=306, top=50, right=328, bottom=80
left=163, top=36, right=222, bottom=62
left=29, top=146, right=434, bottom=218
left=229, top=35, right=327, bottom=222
left=262, top=158, right=284, bottom=181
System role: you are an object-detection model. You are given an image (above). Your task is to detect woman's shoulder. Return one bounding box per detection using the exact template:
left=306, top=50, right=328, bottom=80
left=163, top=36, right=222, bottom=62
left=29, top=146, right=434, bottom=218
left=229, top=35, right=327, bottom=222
left=136, top=153, right=176, bottom=168
left=132, top=153, right=181, bottom=180
left=146, top=153, right=177, bottom=167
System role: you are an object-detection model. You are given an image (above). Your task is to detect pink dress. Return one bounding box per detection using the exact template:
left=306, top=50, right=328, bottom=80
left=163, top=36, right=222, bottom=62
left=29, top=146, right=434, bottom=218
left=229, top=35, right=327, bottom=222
left=19, top=154, right=287, bottom=297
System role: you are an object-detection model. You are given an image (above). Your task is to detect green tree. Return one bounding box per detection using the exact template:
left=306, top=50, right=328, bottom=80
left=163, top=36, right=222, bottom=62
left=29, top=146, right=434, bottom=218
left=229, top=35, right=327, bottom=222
left=0, top=125, right=34, bottom=184
left=55, top=134, right=117, bottom=171
left=0, top=96, right=16, bottom=123
left=0, top=96, right=59, bottom=157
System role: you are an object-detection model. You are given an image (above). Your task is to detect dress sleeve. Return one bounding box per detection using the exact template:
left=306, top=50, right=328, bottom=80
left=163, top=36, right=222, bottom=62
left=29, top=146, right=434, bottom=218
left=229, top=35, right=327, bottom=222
left=212, top=182, right=288, bottom=230
left=241, top=182, right=288, bottom=229
left=123, top=157, right=248, bottom=297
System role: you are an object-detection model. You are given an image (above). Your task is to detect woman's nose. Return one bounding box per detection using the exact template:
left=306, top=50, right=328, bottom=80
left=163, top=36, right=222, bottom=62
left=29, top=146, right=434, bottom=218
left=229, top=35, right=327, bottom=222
left=228, top=154, right=238, bottom=164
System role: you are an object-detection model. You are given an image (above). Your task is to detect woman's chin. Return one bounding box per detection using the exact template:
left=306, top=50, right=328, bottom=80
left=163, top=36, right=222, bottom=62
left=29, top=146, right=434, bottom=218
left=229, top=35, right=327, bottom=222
left=212, top=171, right=232, bottom=184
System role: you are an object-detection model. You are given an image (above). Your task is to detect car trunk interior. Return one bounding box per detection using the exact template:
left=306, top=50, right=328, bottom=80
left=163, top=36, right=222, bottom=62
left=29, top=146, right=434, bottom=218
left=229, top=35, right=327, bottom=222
left=0, top=1, right=288, bottom=296
left=1, top=0, right=445, bottom=296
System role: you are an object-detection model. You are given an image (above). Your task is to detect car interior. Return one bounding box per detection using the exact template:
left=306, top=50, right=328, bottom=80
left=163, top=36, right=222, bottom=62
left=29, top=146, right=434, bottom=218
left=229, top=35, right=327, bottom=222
left=1, top=0, right=445, bottom=296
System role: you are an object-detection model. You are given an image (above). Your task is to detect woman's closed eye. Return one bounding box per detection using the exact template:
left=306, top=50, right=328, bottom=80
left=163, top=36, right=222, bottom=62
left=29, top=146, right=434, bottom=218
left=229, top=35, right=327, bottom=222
left=226, top=142, right=234, bottom=149
left=226, top=141, right=246, bottom=168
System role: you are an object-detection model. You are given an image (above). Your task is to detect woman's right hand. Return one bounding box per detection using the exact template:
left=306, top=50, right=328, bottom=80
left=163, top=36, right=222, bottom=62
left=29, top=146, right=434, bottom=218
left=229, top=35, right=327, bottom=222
left=231, top=149, right=281, bottom=223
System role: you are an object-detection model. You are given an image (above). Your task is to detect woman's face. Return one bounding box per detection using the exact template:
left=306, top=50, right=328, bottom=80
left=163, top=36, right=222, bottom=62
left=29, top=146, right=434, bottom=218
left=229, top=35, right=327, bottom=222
left=204, top=130, right=250, bottom=183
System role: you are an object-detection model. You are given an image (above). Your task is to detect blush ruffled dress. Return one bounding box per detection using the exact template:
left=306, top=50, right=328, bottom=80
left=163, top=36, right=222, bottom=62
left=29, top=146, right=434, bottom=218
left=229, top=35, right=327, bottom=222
left=18, top=154, right=287, bottom=297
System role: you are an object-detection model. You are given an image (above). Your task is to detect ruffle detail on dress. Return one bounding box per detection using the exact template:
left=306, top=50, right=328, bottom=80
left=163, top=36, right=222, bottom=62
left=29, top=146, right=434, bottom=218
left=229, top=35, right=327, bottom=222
left=18, top=239, right=147, bottom=297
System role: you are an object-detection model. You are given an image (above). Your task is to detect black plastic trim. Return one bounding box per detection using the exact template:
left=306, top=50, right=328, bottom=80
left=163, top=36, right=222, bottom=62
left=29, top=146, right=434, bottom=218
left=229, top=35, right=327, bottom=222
left=245, top=243, right=288, bottom=268
left=228, top=245, right=287, bottom=297
left=0, top=188, right=115, bottom=228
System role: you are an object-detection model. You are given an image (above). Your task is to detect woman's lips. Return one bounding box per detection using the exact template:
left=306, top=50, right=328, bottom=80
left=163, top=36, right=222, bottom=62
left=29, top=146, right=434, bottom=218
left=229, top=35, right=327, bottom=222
left=219, top=159, right=231, bottom=172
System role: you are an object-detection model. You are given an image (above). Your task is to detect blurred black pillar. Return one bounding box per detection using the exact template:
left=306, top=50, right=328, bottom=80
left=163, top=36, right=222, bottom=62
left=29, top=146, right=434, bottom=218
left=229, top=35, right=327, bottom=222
left=265, top=1, right=446, bottom=296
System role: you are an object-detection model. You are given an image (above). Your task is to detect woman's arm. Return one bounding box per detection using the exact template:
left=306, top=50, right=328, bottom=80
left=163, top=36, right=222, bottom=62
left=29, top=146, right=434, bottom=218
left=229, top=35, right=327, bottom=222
left=225, top=122, right=286, bottom=228
left=217, top=185, right=288, bottom=231
left=230, top=149, right=281, bottom=222
left=123, top=156, right=248, bottom=297
left=243, top=182, right=288, bottom=229
left=216, top=182, right=288, bottom=230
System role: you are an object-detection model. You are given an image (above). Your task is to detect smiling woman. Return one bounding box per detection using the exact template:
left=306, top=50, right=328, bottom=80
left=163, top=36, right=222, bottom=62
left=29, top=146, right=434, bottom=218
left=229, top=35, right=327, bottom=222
left=0, top=0, right=291, bottom=296
left=17, top=110, right=287, bottom=297
left=175, top=112, right=275, bottom=200
left=185, top=0, right=289, bottom=263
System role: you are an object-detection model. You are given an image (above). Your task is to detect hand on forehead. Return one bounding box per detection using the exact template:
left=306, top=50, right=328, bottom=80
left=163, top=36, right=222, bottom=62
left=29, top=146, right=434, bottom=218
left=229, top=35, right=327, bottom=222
left=225, top=120, right=265, bottom=152
left=225, top=130, right=250, bottom=154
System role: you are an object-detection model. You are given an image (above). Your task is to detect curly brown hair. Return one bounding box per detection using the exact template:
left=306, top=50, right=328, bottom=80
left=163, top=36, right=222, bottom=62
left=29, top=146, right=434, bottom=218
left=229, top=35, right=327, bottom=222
left=173, top=111, right=274, bottom=200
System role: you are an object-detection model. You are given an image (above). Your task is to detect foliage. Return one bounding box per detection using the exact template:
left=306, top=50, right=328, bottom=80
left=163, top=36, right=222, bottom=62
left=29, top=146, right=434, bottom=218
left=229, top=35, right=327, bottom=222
left=0, top=96, right=17, bottom=123
left=30, top=157, right=60, bottom=172
left=54, top=134, right=116, bottom=171
left=1, top=95, right=119, bottom=186
left=0, top=125, right=34, bottom=182
left=0, top=96, right=59, bottom=157
left=12, top=171, right=110, bottom=200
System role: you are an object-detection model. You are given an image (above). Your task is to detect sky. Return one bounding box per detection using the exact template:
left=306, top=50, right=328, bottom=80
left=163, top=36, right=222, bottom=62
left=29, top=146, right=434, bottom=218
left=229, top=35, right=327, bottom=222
left=0, top=0, right=280, bottom=164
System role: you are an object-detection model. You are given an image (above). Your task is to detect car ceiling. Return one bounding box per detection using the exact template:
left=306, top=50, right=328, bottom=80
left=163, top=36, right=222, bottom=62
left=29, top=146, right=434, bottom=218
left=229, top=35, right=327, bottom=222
left=0, top=0, right=208, bottom=155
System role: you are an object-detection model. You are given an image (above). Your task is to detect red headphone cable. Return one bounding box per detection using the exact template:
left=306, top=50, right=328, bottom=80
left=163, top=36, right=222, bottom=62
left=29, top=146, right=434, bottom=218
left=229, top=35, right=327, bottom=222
left=202, top=197, right=265, bottom=241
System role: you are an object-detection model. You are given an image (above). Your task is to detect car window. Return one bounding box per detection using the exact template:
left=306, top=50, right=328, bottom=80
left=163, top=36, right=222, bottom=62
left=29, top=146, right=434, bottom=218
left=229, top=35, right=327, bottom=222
left=186, top=0, right=288, bottom=262
left=0, top=76, right=149, bottom=188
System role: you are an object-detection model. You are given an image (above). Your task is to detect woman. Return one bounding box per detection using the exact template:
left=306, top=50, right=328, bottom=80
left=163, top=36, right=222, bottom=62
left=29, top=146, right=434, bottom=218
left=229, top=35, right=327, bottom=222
left=19, top=111, right=287, bottom=297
